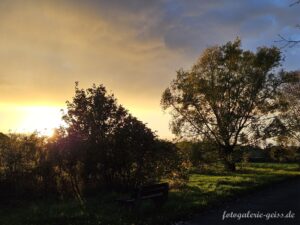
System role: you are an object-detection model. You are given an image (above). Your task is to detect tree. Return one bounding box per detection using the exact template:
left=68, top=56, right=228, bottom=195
left=61, top=82, right=179, bottom=190
left=161, top=38, right=285, bottom=171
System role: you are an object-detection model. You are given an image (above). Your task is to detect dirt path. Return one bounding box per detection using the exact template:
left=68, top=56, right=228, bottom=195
left=182, top=178, right=300, bottom=225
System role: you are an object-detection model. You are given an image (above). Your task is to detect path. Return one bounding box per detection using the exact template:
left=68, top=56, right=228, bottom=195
left=181, top=178, right=300, bottom=225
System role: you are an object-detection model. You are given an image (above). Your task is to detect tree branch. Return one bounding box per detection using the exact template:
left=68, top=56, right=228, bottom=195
left=289, top=0, right=300, bottom=7
left=275, top=34, right=300, bottom=48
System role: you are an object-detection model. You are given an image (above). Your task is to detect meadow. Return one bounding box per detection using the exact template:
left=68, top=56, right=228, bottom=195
left=1, top=163, right=299, bottom=225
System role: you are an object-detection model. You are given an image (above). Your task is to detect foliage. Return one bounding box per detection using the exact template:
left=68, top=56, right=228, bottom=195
left=276, top=71, right=300, bottom=145
left=265, top=145, right=299, bottom=163
left=161, top=38, right=286, bottom=171
left=0, top=132, right=47, bottom=198
left=176, top=140, right=219, bottom=169
left=59, top=83, right=181, bottom=191
left=1, top=163, right=299, bottom=225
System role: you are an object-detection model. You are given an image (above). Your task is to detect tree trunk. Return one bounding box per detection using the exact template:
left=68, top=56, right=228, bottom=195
left=221, top=145, right=236, bottom=172
left=224, top=160, right=236, bottom=172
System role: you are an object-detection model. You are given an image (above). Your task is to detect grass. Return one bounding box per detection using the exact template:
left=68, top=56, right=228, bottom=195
left=0, top=163, right=299, bottom=225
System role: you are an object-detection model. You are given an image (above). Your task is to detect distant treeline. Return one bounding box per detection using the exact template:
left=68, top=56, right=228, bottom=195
left=0, top=130, right=298, bottom=202
left=177, top=141, right=299, bottom=166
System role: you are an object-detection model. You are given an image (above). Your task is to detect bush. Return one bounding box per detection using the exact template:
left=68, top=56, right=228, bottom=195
left=176, top=140, right=220, bottom=169
left=265, top=145, right=298, bottom=162
left=0, top=132, right=46, bottom=199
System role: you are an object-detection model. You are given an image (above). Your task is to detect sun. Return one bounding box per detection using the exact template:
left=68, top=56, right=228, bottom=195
left=16, top=106, right=64, bottom=136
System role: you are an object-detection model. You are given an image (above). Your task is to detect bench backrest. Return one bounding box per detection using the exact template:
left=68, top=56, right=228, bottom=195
left=134, top=183, right=169, bottom=198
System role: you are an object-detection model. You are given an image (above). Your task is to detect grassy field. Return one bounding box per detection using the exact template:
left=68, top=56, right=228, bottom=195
left=1, top=163, right=299, bottom=225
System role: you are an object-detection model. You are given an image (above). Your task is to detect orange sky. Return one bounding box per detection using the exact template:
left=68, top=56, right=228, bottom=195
left=0, top=1, right=189, bottom=139
left=0, top=0, right=299, bottom=139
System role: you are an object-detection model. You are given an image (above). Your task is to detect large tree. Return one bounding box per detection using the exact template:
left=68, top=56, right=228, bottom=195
left=161, top=39, right=285, bottom=171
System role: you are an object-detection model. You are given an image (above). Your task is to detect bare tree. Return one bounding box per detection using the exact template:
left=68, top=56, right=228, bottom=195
left=276, top=1, right=300, bottom=48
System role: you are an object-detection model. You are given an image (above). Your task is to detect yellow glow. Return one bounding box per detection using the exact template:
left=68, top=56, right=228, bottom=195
left=0, top=105, right=64, bottom=136
left=18, top=106, right=64, bottom=136
left=0, top=1, right=184, bottom=139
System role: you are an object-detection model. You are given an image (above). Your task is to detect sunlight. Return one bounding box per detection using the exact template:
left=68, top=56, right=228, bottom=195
left=16, top=106, right=64, bottom=136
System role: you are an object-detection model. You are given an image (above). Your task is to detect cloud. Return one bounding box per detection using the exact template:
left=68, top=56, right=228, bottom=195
left=0, top=0, right=299, bottom=138
left=0, top=0, right=186, bottom=103
left=69, top=0, right=300, bottom=56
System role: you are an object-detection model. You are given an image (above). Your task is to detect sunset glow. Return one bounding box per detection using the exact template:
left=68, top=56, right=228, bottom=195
left=0, top=0, right=299, bottom=139
left=0, top=104, right=64, bottom=136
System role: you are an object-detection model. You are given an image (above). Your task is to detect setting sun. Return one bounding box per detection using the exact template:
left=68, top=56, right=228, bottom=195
left=0, top=104, right=64, bottom=136
left=17, top=106, right=64, bottom=136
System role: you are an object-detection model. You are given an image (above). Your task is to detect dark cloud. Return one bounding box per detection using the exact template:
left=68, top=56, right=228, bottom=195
left=73, top=0, right=299, bottom=59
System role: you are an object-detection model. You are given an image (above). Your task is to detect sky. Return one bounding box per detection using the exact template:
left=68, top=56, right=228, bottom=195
left=0, top=0, right=299, bottom=138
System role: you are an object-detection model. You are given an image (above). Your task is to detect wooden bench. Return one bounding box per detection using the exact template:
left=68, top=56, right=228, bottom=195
left=117, top=183, right=169, bottom=208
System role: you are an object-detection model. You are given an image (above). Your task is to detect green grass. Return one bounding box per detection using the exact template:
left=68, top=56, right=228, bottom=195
left=1, top=163, right=299, bottom=225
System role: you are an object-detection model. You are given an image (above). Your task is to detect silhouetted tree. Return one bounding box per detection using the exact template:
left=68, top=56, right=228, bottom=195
left=61, top=82, right=180, bottom=191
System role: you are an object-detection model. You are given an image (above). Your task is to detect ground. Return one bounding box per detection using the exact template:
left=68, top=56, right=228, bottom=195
left=184, top=177, right=300, bottom=225
left=0, top=163, right=299, bottom=225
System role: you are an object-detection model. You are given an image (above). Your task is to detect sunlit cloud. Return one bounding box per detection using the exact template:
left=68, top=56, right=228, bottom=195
left=0, top=0, right=299, bottom=139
